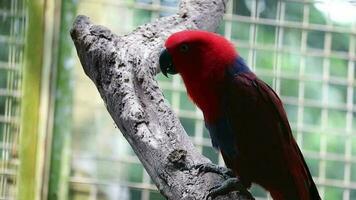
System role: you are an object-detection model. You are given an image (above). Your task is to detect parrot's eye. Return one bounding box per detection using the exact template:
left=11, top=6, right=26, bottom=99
left=179, top=44, right=189, bottom=53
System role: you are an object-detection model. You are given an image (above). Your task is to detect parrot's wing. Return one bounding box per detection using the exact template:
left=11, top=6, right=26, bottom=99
left=251, top=77, right=321, bottom=200
left=220, top=70, right=320, bottom=199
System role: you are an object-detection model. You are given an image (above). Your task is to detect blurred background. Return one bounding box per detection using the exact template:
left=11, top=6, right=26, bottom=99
left=1, top=0, right=356, bottom=199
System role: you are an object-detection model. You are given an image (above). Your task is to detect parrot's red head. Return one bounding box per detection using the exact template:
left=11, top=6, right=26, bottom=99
left=159, top=30, right=237, bottom=81
left=159, top=30, right=238, bottom=122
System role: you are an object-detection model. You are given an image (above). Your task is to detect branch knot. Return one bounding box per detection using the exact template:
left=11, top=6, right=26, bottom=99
left=168, top=149, right=188, bottom=170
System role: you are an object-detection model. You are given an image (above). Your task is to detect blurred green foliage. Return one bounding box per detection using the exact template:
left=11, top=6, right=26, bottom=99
left=49, top=0, right=77, bottom=199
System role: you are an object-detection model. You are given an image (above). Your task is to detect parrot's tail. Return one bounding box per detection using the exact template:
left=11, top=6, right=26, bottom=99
left=279, top=140, right=322, bottom=200
left=269, top=183, right=321, bottom=200
left=309, top=178, right=321, bottom=200
left=296, top=144, right=321, bottom=200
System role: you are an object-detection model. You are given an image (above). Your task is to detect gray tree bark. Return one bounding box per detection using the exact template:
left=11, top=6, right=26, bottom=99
left=70, top=0, right=254, bottom=199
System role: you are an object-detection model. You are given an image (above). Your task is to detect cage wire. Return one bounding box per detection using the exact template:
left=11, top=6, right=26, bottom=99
left=68, top=0, right=356, bottom=200
left=0, top=0, right=26, bottom=199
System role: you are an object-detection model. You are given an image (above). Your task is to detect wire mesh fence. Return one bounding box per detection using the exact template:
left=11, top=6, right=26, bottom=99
left=68, top=0, right=356, bottom=200
left=0, top=0, right=26, bottom=199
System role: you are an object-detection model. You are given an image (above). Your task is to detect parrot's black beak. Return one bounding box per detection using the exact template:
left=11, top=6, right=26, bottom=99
left=159, top=48, right=177, bottom=77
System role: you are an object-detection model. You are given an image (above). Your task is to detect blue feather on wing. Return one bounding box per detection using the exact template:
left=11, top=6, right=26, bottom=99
left=205, top=56, right=251, bottom=158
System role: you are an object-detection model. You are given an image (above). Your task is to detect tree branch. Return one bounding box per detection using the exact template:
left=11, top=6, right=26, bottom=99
left=70, top=0, right=254, bottom=199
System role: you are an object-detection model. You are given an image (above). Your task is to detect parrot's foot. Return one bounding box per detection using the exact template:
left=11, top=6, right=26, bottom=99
left=193, top=163, right=234, bottom=179
left=191, top=163, right=253, bottom=200
left=207, top=178, right=254, bottom=200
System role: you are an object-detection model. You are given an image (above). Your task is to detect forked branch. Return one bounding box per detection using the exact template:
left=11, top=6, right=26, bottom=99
left=70, top=0, right=254, bottom=199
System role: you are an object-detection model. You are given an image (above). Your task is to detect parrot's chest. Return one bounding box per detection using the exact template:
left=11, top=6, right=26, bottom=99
left=185, top=82, right=224, bottom=123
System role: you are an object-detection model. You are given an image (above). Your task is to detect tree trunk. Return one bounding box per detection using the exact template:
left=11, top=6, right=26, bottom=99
left=70, top=0, right=254, bottom=199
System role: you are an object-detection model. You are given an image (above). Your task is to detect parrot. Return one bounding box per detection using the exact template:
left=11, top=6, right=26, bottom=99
left=159, top=30, right=321, bottom=200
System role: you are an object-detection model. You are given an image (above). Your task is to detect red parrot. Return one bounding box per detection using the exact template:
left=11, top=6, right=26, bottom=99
left=159, top=30, right=321, bottom=200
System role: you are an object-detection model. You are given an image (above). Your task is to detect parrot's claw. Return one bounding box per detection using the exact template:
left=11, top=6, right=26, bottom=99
left=191, top=164, right=253, bottom=199
left=206, top=178, right=254, bottom=200
left=193, top=163, right=234, bottom=179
